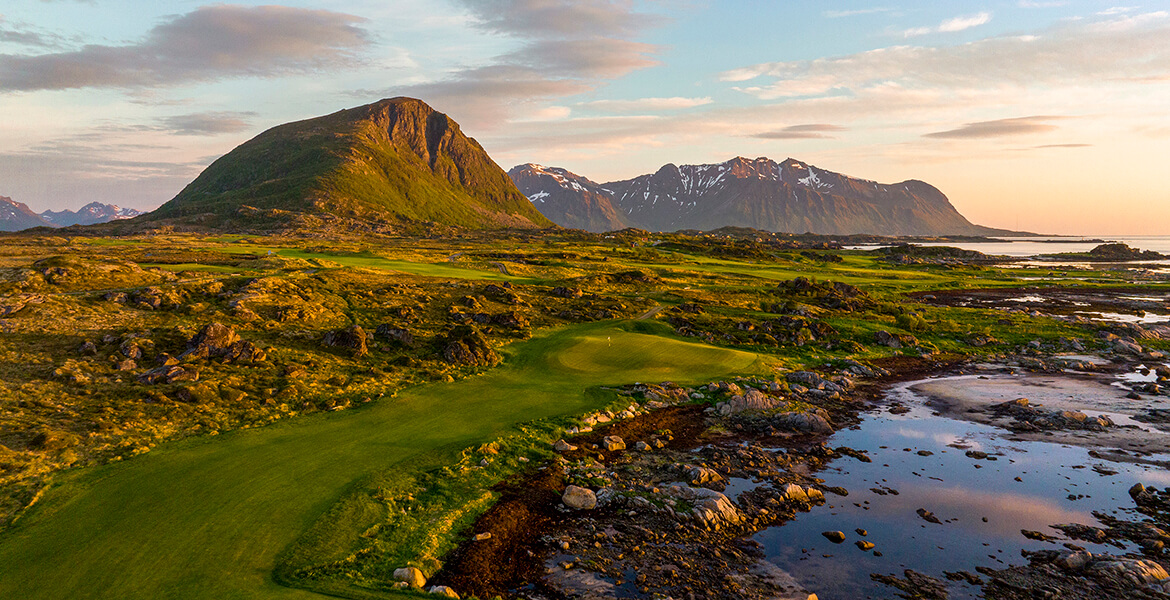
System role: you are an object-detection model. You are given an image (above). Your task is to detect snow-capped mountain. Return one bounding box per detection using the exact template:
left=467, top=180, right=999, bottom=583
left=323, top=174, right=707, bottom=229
left=507, top=163, right=632, bottom=232
left=511, top=156, right=1008, bottom=236
left=41, top=202, right=142, bottom=227
left=0, top=196, right=54, bottom=232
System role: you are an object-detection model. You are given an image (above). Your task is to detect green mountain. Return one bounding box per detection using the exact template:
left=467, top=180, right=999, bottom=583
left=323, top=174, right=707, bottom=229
left=143, top=98, right=552, bottom=231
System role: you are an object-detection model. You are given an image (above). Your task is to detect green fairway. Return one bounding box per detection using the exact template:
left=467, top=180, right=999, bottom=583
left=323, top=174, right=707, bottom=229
left=0, top=321, right=761, bottom=600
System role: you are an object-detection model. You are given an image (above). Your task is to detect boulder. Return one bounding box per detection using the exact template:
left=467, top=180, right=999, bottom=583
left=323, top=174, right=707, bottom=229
left=441, top=325, right=499, bottom=367
left=1114, top=338, right=1144, bottom=355
left=323, top=325, right=369, bottom=357
left=665, top=485, right=741, bottom=528
left=688, top=466, right=721, bottom=485
left=822, top=531, right=846, bottom=543
left=782, top=483, right=810, bottom=502
left=375, top=324, right=415, bottom=347
left=876, top=330, right=901, bottom=348
left=563, top=485, right=597, bottom=510
left=1055, top=550, right=1093, bottom=571
left=774, top=411, right=834, bottom=434
left=602, top=436, right=626, bottom=451
left=726, top=388, right=780, bottom=414
left=787, top=371, right=824, bottom=388
left=551, top=286, right=583, bottom=298
left=1088, top=558, right=1169, bottom=585
left=222, top=340, right=267, bottom=364
left=553, top=439, right=577, bottom=452
left=181, top=323, right=240, bottom=361
left=427, top=585, right=460, bottom=598
left=138, top=365, right=197, bottom=385
left=393, top=566, right=426, bottom=588
left=692, top=494, right=741, bottom=528
left=78, top=341, right=97, bottom=356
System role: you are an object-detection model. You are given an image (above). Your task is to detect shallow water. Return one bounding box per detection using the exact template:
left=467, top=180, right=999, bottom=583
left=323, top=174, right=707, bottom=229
left=847, top=235, right=1170, bottom=258
left=1077, top=311, right=1170, bottom=324
left=756, top=377, right=1170, bottom=600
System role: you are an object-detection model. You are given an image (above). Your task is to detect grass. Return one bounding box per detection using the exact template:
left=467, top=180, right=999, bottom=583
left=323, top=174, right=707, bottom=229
left=0, top=320, right=762, bottom=600
left=277, top=249, right=533, bottom=283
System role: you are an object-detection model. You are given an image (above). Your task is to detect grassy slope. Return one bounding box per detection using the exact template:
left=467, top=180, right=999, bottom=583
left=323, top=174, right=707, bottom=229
left=146, top=99, right=551, bottom=230
left=0, top=321, right=760, bottom=600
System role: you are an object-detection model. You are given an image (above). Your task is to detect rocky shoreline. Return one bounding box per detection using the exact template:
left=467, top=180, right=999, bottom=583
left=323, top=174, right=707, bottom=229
left=418, top=351, right=1170, bottom=600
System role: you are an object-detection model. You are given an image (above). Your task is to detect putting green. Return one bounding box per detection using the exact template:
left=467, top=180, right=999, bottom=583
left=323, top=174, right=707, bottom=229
left=0, top=321, right=760, bottom=600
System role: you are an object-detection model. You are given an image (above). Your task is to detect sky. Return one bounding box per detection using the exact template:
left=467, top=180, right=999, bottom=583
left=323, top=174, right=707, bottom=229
left=1, top=1, right=1169, bottom=235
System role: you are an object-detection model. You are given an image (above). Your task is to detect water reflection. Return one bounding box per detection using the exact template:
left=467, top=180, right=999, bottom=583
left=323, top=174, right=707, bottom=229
left=756, top=378, right=1170, bottom=600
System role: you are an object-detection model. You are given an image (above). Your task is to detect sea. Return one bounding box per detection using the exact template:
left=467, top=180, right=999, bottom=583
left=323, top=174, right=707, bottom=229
left=845, top=235, right=1170, bottom=258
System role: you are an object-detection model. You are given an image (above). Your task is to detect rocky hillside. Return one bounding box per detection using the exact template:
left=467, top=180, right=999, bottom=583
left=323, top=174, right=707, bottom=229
left=511, top=156, right=1010, bottom=236
left=142, top=97, right=552, bottom=231
left=507, top=164, right=631, bottom=232
left=0, top=196, right=53, bottom=232
left=41, top=203, right=141, bottom=227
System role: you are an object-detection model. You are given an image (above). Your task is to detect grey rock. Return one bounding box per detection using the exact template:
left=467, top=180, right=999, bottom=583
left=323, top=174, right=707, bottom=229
left=563, top=485, right=598, bottom=510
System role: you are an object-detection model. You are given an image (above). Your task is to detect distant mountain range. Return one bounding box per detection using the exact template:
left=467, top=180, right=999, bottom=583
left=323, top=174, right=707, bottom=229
left=0, top=197, right=142, bottom=232
left=42, top=202, right=141, bottom=226
left=4, top=98, right=1013, bottom=237
left=511, top=157, right=1013, bottom=236
left=141, top=97, right=551, bottom=231
left=0, top=196, right=52, bottom=231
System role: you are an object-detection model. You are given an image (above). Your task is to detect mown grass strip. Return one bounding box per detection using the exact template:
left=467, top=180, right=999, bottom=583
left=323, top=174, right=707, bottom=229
left=0, top=320, right=763, bottom=600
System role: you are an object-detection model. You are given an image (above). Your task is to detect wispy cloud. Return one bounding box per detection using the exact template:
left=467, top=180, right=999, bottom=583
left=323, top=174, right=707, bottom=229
left=581, top=96, right=712, bottom=112
left=0, top=6, right=369, bottom=92
left=159, top=112, right=257, bottom=136
left=925, top=116, right=1065, bottom=139
left=904, top=12, right=992, bottom=37
left=824, top=8, right=893, bottom=18
left=1099, top=7, right=1137, bottom=16
left=723, top=12, right=1170, bottom=100
left=0, top=16, right=71, bottom=49
left=751, top=124, right=846, bottom=139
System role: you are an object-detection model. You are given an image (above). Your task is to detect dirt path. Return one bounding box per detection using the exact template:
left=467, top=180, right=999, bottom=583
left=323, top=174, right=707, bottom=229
left=636, top=305, right=664, bottom=320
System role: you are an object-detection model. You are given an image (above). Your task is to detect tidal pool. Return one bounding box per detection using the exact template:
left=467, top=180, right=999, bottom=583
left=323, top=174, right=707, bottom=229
left=756, top=378, right=1170, bottom=599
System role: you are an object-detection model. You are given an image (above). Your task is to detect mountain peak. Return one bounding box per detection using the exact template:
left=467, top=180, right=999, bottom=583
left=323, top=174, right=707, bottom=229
left=142, top=97, right=552, bottom=232
left=0, top=195, right=54, bottom=232
left=508, top=164, right=631, bottom=232
left=510, top=157, right=1011, bottom=236
left=41, top=202, right=142, bottom=226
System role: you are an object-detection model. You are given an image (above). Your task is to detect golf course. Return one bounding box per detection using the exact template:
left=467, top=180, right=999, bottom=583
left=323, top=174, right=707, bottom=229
left=0, top=320, right=762, bottom=600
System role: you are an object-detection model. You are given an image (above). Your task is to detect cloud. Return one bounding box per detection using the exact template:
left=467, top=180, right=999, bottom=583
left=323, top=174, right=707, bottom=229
left=459, top=0, right=653, bottom=38
left=501, top=38, right=658, bottom=78
left=1099, top=7, right=1137, bottom=16
left=904, top=12, right=992, bottom=37
left=0, top=5, right=369, bottom=92
left=723, top=12, right=1170, bottom=100
left=825, top=8, right=893, bottom=18
left=159, top=111, right=257, bottom=136
left=1032, top=143, right=1091, bottom=148
left=0, top=16, right=70, bottom=49
left=925, top=116, right=1064, bottom=139
left=369, top=0, right=665, bottom=128
left=581, top=96, right=712, bottom=112
left=751, top=124, right=846, bottom=139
